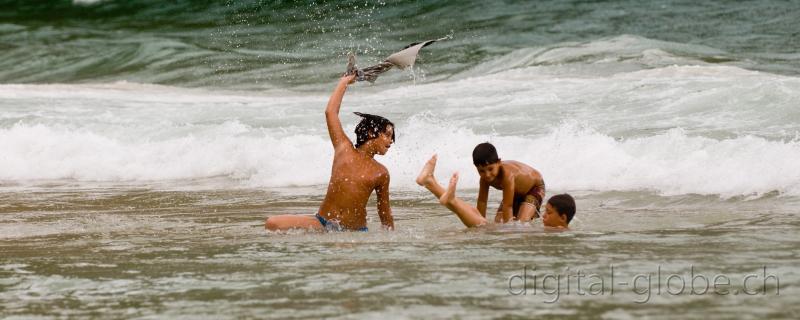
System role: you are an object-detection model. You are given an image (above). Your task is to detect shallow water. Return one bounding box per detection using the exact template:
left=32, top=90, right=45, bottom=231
left=2, top=186, right=799, bottom=319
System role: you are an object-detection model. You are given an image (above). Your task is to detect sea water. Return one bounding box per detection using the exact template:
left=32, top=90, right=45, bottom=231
left=1, top=1, right=799, bottom=318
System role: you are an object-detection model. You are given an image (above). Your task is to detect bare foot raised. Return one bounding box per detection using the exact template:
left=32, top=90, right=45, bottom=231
left=415, top=154, right=438, bottom=187
left=439, top=172, right=459, bottom=206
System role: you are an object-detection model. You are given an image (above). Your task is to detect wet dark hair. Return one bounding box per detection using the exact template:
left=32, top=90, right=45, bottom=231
left=354, top=112, right=395, bottom=148
left=472, top=142, right=500, bottom=166
left=548, top=194, right=576, bottom=224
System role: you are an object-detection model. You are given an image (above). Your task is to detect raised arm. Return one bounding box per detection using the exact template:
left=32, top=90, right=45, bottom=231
left=375, top=171, right=394, bottom=230
left=325, top=75, right=357, bottom=149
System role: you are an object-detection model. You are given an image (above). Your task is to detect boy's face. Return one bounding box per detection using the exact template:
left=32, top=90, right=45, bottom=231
left=475, top=162, right=501, bottom=183
left=374, top=125, right=394, bottom=155
left=542, top=203, right=566, bottom=228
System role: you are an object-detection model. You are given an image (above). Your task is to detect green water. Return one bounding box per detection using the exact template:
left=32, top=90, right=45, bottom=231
left=3, top=1, right=800, bottom=318
left=2, top=0, right=799, bottom=89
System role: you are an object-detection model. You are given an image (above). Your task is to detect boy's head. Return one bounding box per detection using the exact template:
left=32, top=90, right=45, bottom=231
left=473, top=142, right=501, bottom=182
left=542, top=194, right=576, bottom=228
left=354, top=112, right=395, bottom=154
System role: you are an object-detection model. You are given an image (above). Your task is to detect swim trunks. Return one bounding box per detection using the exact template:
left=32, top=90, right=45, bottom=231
left=511, top=182, right=545, bottom=219
left=315, top=213, right=368, bottom=232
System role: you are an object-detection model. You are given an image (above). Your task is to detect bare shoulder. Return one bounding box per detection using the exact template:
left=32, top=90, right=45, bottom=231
left=374, top=161, right=390, bottom=178
left=334, top=142, right=356, bottom=155
left=501, top=161, right=523, bottom=176
left=370, top=161, right=390, bottom=189
left=506, top=160, right=539, bottom=175
left=331, top=144, right=358, bottom=165
left=503, top=160, right=528, bottom=170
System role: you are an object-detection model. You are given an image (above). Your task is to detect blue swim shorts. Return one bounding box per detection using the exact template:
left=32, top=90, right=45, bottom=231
left=315, top=213, right=368, bottom=232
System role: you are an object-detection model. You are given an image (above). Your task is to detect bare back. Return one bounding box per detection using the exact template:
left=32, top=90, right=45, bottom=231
left=488, top=160, right=544, bottom=195
left=319, top=147, right=388, bottom=229
left=317, top=75, right=393, bottom=230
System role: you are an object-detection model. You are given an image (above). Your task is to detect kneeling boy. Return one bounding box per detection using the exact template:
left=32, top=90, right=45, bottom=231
left=422, top=166, right=576, bottom=229
left=416, top=142, right=546, bottom=224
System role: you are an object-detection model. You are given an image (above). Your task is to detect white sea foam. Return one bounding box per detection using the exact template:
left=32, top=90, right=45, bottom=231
left=458, top=34, right=731, bottom=77
left=390, top=119, right=800, bottom=198
left=71, top=0, right=106, bottom=6
left=1, top=118, right=798, bottom=198
left=1, top=62, right=799, bottom=198
left=0, top=121, right=331, bottom=185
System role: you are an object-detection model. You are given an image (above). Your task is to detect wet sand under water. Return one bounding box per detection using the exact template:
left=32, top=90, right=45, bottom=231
left=1, top=186, right=799, bottom=319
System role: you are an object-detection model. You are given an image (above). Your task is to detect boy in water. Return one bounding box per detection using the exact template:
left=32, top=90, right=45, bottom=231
left=440, top=173, right=576, bottom=229
left=265, top=74, right=395, bottom=232
left=416, top=143, right=567, bottom=227
left=538, top=194, right=576, bottom=229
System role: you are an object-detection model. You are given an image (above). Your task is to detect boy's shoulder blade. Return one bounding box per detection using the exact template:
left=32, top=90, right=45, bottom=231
left=373, top=161, right=389, bottom=176
left=505, top=160, right=535, bottom=172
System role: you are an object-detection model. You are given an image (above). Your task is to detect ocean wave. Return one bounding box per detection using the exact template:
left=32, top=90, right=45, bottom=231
left=3, top=0, right=799, bottom=87
left=0, top=121, right=331, bottom=185
left=1, top=119, right=798, bottom=198
left=2, top=58, right=799, bottom=198
left=457, top=35, right=740, bottom=77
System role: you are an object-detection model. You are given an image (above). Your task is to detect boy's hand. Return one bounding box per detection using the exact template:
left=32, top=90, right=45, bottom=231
left=340, top=74, right=356, bottom=85
left=494, top=212, right=503, bottom=223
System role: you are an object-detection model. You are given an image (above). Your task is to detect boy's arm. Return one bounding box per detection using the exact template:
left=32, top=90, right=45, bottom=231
left=325, top=75, right=356, bottom=149
left=499, top=175, right=516, bottom=223
left=376, top=171, right=394, bottom=230
left=494, top=210, right=503, bottom=223
left=477, top=179, right=489, bottom=218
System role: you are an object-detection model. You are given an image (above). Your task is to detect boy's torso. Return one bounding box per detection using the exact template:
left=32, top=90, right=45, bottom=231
left=318, top=147, right=387, bottom=229
left=487, top=160, right=544, bottom=195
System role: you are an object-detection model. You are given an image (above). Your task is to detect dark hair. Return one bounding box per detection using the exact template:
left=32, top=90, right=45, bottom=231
left=472, top=142, right=500, bottom=166
left=548, top=194, right=576, bottom=224
left=354, top=112, right=395, bottom=148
